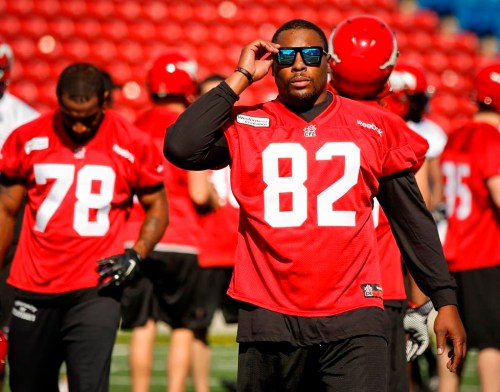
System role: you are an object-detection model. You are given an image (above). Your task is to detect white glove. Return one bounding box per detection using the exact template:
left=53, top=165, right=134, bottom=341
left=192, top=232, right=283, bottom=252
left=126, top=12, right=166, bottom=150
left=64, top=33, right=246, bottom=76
left=403, top=300, right=434, bottom=362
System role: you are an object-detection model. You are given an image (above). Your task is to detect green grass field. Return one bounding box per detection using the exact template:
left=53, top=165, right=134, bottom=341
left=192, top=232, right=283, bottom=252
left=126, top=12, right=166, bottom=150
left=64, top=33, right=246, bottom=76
left=110, top=331, right=238, bottom=392
left=2, top=328, right=481, bottom=391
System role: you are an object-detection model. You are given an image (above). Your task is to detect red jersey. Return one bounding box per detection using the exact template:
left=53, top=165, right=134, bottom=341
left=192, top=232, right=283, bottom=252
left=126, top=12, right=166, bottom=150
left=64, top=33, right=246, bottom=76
left=0, top=110, right=164, bottom=293
left=124, top=106, right=201, bottom=253
left=441, top=121, right=500, bottom=271
left=365, top=101, right=429, bottom=301
left=224, top=93, right=417, bottom=317
left=198, top=167, right=239, bottom=267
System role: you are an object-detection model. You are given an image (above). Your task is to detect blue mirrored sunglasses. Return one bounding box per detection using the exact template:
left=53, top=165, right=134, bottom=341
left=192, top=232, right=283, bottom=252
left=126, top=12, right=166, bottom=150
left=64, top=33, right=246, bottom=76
left=275, top=46, right=328, bottom=66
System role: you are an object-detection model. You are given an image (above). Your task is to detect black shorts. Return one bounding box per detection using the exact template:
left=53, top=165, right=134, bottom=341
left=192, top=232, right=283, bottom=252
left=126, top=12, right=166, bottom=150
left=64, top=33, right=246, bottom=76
left=193, top=266, right=239, bottom=329
left=120, top=251, right=205, bottom=330
left=452, top=265, right=500, bottom=349
left=8, top=287, right=120, bottom=392
left=237, top=335, right=387, bottom=391
left=384, top=302, right=409, bottom=392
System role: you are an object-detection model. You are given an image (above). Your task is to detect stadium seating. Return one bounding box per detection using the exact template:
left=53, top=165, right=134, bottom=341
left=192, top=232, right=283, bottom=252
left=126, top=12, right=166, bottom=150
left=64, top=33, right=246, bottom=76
left=0, top=0, right=495, bottom=131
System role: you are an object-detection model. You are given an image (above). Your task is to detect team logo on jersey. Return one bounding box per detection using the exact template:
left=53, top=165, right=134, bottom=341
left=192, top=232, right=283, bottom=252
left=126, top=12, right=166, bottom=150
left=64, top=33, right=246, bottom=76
left=303, top=124, right=316, bottom=137
left=24, top=137, right=49, bottom=154
left=357, top=120, right=383, bottom=137
left=236, top=114, right=270, bottom=128
left=12, top=300, right=37, bottom=322
left=361, top=283, right=383, bottom=299
left=112, top=144, right=135, bottom=163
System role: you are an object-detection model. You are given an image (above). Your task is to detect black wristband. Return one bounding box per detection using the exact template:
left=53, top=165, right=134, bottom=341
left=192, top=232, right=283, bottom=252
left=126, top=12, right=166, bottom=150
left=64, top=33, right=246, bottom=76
left=235, top=67, right=253, bottom=85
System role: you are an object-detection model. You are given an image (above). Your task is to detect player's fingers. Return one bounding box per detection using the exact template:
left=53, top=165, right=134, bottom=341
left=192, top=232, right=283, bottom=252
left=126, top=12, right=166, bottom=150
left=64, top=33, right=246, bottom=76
left=447, top=338, right=467, bottom=373
left=406, top=341, right=418, bottom=362
left=415, top=339, right=429, bottom=357
left=435, top=330, right=447, bottom=355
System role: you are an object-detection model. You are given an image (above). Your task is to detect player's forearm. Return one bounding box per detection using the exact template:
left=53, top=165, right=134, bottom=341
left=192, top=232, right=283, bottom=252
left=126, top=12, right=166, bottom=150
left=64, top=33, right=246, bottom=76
left=164, top=82, right=235, bottom=171
left=133, top=189, right=169, bottom=259
left=377, top=171, right=457, bottom=309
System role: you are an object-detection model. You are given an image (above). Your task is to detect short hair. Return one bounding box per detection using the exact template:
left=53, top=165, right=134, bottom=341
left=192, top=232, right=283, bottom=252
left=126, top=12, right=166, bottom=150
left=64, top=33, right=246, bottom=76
left=272, top=19, right=328, bottom=51
left=56, top=63, right=106, bottom=105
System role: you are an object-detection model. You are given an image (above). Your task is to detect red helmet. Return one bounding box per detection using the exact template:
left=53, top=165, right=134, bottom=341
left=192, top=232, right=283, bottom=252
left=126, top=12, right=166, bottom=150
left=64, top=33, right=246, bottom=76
left=0, top=39, right=13, bottom=93
left=382, top=62, right=429, bottom=117
left=0, top=330, right=6, bottom=377
left=328, top=15, right=398, bottom=100
left=474, top=62, right=500, bottom=114
left=147, top=51, right=198, bottom=97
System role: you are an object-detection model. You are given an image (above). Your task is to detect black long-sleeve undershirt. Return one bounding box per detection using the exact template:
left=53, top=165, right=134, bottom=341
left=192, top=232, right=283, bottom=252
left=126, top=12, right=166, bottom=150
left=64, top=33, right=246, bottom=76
left=164, top=82, right=457, bottom=309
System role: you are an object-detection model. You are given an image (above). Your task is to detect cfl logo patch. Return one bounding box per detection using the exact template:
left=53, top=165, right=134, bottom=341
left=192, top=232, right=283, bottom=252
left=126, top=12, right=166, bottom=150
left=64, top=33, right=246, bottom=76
left=303, top=125, right=316, bottom=137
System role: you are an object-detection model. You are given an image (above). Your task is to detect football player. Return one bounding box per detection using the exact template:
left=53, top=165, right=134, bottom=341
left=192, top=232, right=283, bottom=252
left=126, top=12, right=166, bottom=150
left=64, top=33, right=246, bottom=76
left=0, top=63, right=168, bottom=391
left=120, top=52, right=219, bottom=392
left=164, top=18, right=466, bottom=391
left=438, top=61, right=500, bottom=392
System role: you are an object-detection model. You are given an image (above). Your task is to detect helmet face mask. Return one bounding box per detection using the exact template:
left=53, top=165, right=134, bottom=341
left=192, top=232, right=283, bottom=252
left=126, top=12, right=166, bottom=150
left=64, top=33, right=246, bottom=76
left=328, top=15, right=398, bottom=100
left=147, top=51, right=198, bottom=100
left=474, top=62, right=500, bottom=114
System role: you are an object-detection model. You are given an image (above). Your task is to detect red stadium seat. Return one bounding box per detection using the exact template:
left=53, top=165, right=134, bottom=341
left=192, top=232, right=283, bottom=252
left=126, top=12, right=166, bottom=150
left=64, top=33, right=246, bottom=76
left=155, top=20, right=183, bottom=45
left=59, top=0, right=88, bottom=19
left=438, top=70, right=473, bottom=94
left=20, top=15, right=49, bottom=37
left=182, top=22, right=210, bottom=45
left=9, top=36, right=38, bottom=61
left=423, top=51, right=449, bottom=74
left=191, top=2, right=219, bottom=24
left=116, top=40, right=145, bottom=64
left=32, top=0, right=60, bottom=16
left=62, top=38, right=91, bottom=62
left=89, top=39, right=118, bottom=64
left=127, top=20, right=156, bottom=43
left=143, top=1, right=169, bottom=23
left=73, top=18, right=102, bottom=41
left=429, top=92, right=459, bottom=117
left=48, top=17, right=76, bottom=40
left=6, top=0, right=34, bottom=15
left=22, top=59, right=51, bottom=83
left=167, top=3, right=193, bottom=22
left=9, top=80, right=39, bottom=105
left=0, top=14, right=22, bottom=39
left=100, top=19, right=129, bottom=42
left=115, top=2, right=142, bottom=21
left=87, top=1, right=116, bottom=19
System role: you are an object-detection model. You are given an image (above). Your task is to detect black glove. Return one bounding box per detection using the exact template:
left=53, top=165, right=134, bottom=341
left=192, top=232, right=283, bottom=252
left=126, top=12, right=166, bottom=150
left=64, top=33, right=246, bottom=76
left=404, top=300, right=434, bottom=362
left=96, top=249, right=141, bottom=295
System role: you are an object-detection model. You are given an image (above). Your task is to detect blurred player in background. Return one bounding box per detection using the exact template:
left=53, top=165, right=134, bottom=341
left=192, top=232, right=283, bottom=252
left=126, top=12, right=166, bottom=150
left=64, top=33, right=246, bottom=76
left=382, top=61, right=448, bottom=392
left=438, top=61, right=500, bottom=392
left=0, top=37, right=40, bottom=391
left=328, top=14, right=438, bottom=392
left=0, top=62, right=168, bottom=391
left=121, top=52, right=219, bottom=392
left=192, top=74, right=240, bottom=392
left=383, top=62, right=448, bottom=232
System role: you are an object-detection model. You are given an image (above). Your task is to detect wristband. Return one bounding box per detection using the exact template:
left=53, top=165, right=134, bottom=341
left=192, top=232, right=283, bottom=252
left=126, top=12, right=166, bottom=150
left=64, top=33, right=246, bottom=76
left=235, top=67, right=253, bottom=85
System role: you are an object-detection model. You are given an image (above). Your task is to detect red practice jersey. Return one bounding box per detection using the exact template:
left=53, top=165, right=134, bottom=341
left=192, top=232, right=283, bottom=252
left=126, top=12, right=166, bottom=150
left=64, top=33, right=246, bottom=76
left=223, top=93, right=417, bottom=317
left=198, top=167, right=239, bottom=268
left=441, top=121, right=500, bottom=272
left=124, top=106, right=201, bottom=253
left=0, top=110, right=164, bottom=293
left=366, top=101, right=429, bottom=301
